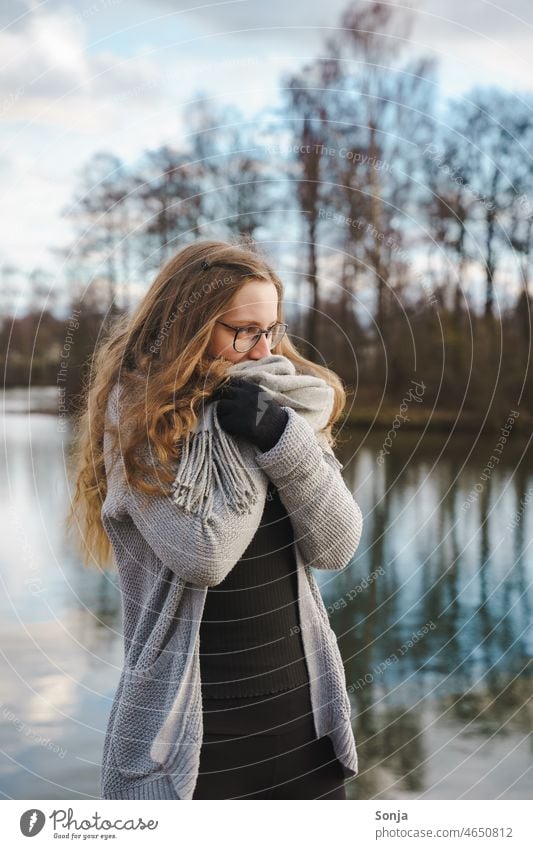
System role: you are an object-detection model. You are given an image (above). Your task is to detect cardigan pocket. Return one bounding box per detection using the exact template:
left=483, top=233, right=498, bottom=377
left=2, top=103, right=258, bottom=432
left=113, top=573, right=190, bottom=778
left=124, top=568, right=187, bottom=675
left=112, top=649, right=189, bottom=778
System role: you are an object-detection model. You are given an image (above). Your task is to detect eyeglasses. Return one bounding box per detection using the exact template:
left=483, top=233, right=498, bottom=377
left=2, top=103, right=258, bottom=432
left=215, top=320, right=288, bottom=353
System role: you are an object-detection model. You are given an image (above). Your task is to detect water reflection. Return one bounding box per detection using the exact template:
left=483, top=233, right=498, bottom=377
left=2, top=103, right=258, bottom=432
left=0, top=389, right=531, bottom=799
left=320, top=430, right=533, bottom=798
left=0, top=394, right=122, bottom=799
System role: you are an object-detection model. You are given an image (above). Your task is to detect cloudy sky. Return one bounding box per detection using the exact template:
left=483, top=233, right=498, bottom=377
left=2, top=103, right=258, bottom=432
left=2, top=0, right=533, bottom=279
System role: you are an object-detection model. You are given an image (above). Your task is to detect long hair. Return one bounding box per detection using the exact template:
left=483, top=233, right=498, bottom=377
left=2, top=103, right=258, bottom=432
left=65, top=239, right=346, bottom=570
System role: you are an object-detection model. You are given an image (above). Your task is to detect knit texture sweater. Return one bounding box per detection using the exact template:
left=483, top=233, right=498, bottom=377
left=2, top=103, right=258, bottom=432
left=99, top=380, right=363, bottom=800
left=199, top=480, right=310, bottom=699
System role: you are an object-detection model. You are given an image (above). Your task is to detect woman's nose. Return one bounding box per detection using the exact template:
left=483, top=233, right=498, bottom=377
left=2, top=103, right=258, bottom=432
left=247, top=333, right=271, bottom=359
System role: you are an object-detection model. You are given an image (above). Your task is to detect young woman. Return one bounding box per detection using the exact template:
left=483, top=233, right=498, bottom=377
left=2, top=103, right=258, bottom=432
left=67, top=239, right=363, bottom=800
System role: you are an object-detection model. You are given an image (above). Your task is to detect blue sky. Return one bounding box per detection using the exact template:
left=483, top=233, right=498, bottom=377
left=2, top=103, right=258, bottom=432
left=1, top=0, right=533, bottom=279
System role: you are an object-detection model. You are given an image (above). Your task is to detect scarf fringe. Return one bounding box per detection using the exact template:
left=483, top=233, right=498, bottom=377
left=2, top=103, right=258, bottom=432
left=170, top=428, right=258, bottom=521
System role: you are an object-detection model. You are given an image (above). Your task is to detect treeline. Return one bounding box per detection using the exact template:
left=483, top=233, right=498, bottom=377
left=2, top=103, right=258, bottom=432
left=1, top=0, right=532, bottom=427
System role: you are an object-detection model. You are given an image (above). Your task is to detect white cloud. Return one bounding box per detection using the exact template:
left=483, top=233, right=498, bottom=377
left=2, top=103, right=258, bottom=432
left=415, top=0, right=533, bottom=43
left=412, top=0, right=533, bottom=97
left=0, top=9, right=88, bottom=99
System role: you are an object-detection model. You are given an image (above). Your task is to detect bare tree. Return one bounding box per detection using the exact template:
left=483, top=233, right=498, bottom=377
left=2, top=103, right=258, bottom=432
left=444, top=87, right=532, bottom=318
left=281, top=59, right=338, bottom=360
left=327, top=1, right=436, bottom=336
left=424, top=130, right=479, bottom=319
left=134, top=144, right=203, bottom=266
left=63, top=152, right=132, bottom=313
left=183, top=97, right=276, bottom=243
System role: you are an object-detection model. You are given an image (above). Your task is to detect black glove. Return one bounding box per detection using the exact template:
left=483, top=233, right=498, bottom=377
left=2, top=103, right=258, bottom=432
left=209, top=377, right=289, bottom=452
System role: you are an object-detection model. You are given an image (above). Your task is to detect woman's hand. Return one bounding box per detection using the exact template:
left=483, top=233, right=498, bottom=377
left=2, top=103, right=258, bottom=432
left=209, top=377, right=289, bottom=452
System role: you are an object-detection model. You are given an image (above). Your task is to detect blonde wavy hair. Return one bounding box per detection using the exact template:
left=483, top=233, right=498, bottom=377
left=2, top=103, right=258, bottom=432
left=65, top=239, right=346, bottom=570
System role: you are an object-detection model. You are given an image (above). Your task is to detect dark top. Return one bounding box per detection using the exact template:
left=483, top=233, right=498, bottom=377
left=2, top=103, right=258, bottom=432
left=199, top=480, right=310, bottom=702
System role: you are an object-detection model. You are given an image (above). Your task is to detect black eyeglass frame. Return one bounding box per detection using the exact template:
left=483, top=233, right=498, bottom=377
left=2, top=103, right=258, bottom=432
left=215, top=320, right=288, bottom=352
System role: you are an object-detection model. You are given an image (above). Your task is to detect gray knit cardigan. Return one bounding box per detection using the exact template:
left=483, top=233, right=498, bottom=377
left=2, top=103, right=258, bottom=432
left=99, top=380, right=363, bottom=800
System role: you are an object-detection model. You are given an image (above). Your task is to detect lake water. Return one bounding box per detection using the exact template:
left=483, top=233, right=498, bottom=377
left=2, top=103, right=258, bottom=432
left=0, top=387, right=531, bottom=800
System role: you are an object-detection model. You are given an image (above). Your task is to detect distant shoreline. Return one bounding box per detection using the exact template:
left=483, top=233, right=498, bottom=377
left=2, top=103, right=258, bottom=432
left=3, top=386, right=531, bottom=436
left=342, top=407, right=533, bottom=435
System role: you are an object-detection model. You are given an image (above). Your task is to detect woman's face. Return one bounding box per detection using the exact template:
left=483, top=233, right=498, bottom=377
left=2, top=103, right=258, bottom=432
left=207, top=279, right=280, bottom=363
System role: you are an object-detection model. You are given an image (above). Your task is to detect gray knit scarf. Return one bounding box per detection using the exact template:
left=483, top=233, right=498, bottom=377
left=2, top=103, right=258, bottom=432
left=171, top=353, right=334, bottom=519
